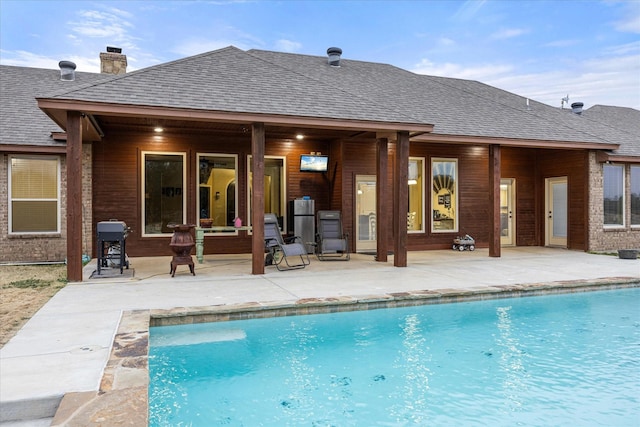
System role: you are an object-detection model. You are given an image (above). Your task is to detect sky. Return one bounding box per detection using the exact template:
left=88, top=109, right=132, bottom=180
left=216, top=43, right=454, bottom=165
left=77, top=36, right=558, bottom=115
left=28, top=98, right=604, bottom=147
left=1, top=0, right=639, bottom=110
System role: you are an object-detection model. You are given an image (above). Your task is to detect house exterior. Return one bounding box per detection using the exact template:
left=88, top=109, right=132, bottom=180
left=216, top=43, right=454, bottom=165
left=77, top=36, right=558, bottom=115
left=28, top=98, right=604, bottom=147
left=581, top=105, right=640, bottom=251
left=1, top=46, right=638, bottom=281
left=0, top=65, right=107, bottom=263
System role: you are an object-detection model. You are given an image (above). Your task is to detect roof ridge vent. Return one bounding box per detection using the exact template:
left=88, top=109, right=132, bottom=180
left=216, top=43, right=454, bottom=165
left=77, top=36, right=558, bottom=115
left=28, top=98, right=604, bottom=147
left=327, top=47, right=342, bottom=67
left=571, top=102, right=584, bottom=115
left=58, top=60, right=76, bottom=81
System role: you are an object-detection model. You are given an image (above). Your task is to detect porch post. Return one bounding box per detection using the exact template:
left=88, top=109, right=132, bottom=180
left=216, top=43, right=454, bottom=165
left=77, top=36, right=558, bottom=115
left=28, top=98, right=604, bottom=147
left=376, top=137, right=389, bottom=262
left=66, top=111, right=83, bottom=282
left=393, top=131, right=409, bottom=267
left=251, top=123, right=265, bottom=274
left=489, top=144, right=501, bottom=257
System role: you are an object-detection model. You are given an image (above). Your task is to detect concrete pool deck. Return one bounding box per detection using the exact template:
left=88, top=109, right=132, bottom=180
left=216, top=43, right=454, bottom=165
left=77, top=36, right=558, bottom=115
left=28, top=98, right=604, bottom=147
left=1, top=247, right=638, bottom=426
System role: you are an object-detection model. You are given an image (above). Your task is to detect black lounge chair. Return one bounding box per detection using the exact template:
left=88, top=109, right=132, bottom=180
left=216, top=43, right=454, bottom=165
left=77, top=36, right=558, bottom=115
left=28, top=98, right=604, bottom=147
left=315, top=210, right=350, bottom=261
left=264, top=213, right=310, bottom=271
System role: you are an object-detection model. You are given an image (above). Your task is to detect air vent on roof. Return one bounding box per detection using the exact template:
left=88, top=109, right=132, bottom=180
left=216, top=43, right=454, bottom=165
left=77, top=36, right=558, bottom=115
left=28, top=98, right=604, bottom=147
left=571, top=102, right=584, bottom=115
left=327, top=47, right=342, bottom=67
left=58, top=60, right=77, bottom=81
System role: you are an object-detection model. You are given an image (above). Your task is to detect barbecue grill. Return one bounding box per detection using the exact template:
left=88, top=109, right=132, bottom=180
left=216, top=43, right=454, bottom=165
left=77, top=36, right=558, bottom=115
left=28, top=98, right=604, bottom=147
left=97, top=220, right=130, bottom=274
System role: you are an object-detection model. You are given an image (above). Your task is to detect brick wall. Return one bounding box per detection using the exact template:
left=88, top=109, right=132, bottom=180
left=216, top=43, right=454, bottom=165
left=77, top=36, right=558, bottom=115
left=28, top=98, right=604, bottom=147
left=0, top=145, right=93, bottom=264
left=587, top=152, right=640, bottom=251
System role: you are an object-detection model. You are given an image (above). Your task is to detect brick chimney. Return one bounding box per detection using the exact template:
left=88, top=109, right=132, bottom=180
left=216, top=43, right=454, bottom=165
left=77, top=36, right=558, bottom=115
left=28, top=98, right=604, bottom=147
left=100, top=46, right=127, bottom=74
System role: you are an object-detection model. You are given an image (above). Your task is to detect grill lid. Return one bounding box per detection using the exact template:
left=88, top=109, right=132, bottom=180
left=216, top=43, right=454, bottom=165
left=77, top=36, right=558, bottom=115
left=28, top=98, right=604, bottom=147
left=97, top=220, right=127, bottom=233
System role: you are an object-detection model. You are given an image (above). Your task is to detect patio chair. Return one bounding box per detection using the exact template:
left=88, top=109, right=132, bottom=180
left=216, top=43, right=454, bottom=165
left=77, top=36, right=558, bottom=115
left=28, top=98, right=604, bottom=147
left=315, top=210, right=350, bottom=261
left=264, top=213, right=310, bottom=271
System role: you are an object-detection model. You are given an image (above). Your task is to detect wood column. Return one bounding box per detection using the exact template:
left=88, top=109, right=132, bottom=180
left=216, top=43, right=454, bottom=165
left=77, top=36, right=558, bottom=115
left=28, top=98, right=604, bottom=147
left=251, top=123, right=265, bottom=274
left=489, top=144, right=501, bottom=257
left=376, top=137, right=389, bottom=262
left=393, top=131, right=409, bottom=267
left=66, top=111, right=83, bottom=282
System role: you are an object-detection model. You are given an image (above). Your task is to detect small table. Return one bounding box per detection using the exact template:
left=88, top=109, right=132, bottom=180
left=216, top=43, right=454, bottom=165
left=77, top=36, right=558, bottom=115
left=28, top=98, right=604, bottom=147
left=195, top=226, right=252, bottom=263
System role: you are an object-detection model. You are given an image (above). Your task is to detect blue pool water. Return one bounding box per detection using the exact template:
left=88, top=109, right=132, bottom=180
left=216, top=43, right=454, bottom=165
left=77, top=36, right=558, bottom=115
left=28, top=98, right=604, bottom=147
left=149, top=288, right=640, bottom=426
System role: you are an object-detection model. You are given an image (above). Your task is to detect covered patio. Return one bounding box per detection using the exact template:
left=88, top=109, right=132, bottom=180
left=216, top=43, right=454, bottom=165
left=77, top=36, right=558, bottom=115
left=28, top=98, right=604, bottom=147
left=84, top=247, right=635, bottom=292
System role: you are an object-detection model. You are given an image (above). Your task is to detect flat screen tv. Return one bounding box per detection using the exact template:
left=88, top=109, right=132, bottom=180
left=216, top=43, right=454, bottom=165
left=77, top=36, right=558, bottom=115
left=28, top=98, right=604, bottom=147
left=300, top=154, right=328, bottom=172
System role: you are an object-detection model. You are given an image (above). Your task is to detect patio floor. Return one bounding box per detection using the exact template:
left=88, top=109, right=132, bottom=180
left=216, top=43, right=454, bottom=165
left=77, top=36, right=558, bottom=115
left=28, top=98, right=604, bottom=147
left=1, top=247, right=638, bottom=425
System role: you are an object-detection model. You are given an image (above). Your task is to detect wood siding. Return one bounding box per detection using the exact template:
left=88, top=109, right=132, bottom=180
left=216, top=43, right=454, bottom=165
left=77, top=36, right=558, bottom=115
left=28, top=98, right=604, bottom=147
left=93, top=131, right=334, bottom=257
left=537, top=149, right=588, bottom=250
left=92, top=130, right=589, bottom=257
left=502, top=147, right=538, bottom=246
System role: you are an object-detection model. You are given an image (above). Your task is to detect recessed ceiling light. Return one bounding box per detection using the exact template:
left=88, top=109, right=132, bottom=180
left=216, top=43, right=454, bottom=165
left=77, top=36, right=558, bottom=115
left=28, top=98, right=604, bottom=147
left=154, top=127, right=164, bottom=133
left=296, top=134, right=304, bottom=140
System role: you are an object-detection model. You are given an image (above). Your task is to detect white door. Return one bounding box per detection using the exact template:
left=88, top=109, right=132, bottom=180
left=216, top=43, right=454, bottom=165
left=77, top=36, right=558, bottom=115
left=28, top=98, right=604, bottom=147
left=500, top=179, right=515, bottom=246
left=545, top=177, right=568, bottom=247
left=355, top=175, right=377, bottom=252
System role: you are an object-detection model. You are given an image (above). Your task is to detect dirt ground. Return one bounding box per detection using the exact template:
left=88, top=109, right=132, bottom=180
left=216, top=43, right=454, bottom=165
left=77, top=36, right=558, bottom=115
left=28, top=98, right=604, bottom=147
left=0, top=264, right=67, bottom=348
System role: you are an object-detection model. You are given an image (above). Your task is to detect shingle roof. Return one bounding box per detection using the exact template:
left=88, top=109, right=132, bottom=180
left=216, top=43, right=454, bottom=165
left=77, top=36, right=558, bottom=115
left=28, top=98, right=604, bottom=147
left=246, top=49, right=614, bottom=144
left=4, top=46, right=638, bottom=157
left=0, top=65, right=105, bottom=146
left=582, top=105, right=640, bottom=157
left=42, top=46, right=423, bottom=125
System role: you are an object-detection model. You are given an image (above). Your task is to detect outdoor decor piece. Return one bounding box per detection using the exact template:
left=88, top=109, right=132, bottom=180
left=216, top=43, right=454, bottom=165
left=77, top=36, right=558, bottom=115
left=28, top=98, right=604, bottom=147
left=618, top=249, right=639, bottom=259
left=452, top=234, right=476, bottom=251
left=169, top=224, right=196, bottom=277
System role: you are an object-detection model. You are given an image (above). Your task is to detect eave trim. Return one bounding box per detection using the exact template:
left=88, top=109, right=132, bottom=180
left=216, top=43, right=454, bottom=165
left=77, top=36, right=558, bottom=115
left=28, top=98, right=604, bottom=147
left=0, top=144, right=67, bottom=154
left=413, top=133, right=619, bottom=151
left=37, top=98, right=435, bottom=134
left=597, top=152, right=640, bottom=164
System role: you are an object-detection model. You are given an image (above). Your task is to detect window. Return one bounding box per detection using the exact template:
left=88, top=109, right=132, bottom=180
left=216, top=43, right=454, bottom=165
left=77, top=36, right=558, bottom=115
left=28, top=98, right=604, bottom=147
left=431, top=158, right=458, bottom=232
left=631, top=166, right=639, bottom=227
left=603, top=164, right=624, bottom=227
left=248, top=156, right=286, bottom=230
left=142, top=152, right=186, bottom=235
left=9, top=155, right=60, bottom=233
left=408, top=157, right=424, bottom=232
left=197, top=154, right=238, bottom=229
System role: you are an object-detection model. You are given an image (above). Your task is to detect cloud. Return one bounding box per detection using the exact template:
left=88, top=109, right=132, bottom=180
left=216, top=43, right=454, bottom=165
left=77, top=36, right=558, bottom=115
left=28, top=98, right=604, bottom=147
left=275, top=39, right=302, bottom=53
left=452, top=0, right=487, bottom=22
left=172, top=39, right=240, bottom=56
left=411, top=51, right=640, bottom=110
left=604, top=41, right=640, bottom=56
left=0, top=49, right=100, bottom=73
left=484, top=54, right=640, bottom=109
left=0, top=50, right=60, bottom=69
left=490, top=28, right=529, bottom=40
left=69, top=9, right=135, bottom=44
left=412, top=58, right=513, bottom=81
left=438, top=37, right=456, bottom=47
left=612, top=6, right=640, bottom=33
left=544, top=39, right=581, bottom=48
left=604, top=41, right=640, bottom=55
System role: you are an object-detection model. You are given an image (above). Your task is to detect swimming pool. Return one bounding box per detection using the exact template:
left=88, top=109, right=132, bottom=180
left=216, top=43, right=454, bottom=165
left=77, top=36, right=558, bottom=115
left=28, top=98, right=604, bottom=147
left=149, top=288, right=640, bottom=426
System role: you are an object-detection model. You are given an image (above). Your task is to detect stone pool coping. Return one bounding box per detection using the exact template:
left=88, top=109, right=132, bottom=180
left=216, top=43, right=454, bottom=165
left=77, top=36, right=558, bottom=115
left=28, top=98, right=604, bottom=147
left=50, top=277, right=639, bottom=426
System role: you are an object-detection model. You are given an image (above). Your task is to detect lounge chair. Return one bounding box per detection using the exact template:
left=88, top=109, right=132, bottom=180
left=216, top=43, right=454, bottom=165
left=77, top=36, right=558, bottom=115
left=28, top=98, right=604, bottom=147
left=315, top=210, right=350, bottom=261
left=264, top=213, right=310, bottom=271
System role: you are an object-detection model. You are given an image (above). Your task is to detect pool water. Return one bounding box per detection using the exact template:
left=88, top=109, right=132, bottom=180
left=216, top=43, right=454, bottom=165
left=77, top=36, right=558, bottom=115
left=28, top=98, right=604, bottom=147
left=149, top=288, right=640, bottom=426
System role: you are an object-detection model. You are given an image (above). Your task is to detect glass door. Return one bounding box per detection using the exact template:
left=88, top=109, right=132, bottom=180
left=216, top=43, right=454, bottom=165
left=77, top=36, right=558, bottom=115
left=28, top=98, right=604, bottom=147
left=355, top=175, right=377, bottom=252
left=545, top=177, right=568, bottom=247
left=500, top=179, right=515, bottom=246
